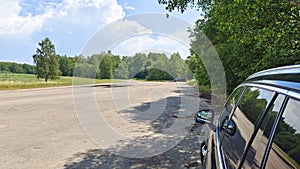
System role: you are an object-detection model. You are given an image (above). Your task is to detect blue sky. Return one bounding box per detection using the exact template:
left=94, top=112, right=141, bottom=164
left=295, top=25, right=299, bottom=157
left=0, top=0, right=201, bottom=64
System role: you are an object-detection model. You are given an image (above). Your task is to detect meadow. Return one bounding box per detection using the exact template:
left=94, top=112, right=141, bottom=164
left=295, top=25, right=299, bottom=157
left=0, top=73, right=113, bottom=90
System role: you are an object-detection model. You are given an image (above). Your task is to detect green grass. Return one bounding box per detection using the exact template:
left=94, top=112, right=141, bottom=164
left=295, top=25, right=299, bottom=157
left=273, top=144, right=300, bottom=169
left=0, top=73, right=113, bottom=90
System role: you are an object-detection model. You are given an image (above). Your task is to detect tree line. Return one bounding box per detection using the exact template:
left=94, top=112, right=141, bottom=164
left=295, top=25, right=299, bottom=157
left=0, top=62, right=35, bottom=74
left=64, top=51, right=192, bottom=81
left=159, top=0, right=300, bottom=93
left=31, top=37, right=191, bottom=82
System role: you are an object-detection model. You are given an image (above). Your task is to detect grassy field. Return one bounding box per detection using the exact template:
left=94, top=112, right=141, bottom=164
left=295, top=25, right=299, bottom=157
left=0, top=73, right=113, bottom=90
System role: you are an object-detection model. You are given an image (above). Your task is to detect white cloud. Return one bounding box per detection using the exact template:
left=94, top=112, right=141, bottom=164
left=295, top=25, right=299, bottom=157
left=92, top=15, right=191, bottom=59
left=0, top=0, right=125, bottom=63
left=107, top=14, right=192, bottom=59
left=124, top=3, right=135, bottom=10
left=0, top=1, right=48, bottom=36
left=112, top=34, right=155, bottom=55
left=0, top=0, right=125, bottom=36
left=111, top=34, right=190, bottom=59
left=82, top=19, right=153, bottom=56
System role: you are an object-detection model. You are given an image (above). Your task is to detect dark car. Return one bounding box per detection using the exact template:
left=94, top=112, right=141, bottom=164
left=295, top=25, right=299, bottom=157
left=173, top=77, right=185, bottom=82
left=195, top=65, right=300, bottom=169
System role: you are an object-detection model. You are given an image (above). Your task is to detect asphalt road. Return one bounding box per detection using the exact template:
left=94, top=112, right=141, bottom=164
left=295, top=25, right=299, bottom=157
left=0, top=81, right=210, bottom=169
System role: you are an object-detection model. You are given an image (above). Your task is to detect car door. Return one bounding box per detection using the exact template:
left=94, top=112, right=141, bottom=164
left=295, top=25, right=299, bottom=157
left=241, top=93, right=286, bottom=169
left=220, top=86, right=277, bottom=169
left=203, top=86, right=245, bottom=169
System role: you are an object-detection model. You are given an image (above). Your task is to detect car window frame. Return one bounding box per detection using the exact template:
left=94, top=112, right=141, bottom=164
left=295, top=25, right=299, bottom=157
left=237, top=91, right=280, bottom=169
left=216, top=86, right=247, bottom=169
left=261, top=95, right=300, bottom=169
left=220, top=85, right=278, bottom=168
left=236, top=83, right=300, bottom=169
left=216, top=82, right=300, bottom=169
left=247, top=85, right=300, bottom=169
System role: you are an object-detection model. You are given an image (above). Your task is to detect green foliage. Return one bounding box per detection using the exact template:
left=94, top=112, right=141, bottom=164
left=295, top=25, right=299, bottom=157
left=22, top=63, right=35, bottom=74
left=73, top=63, right=96, bottom=78
left=168, top=52, right=190, bottom=78
left=99, top=55, right=113, bottom=79
left=6, top=36, right=191, bottom=82
left=161, top=0, right=300, bottom=93
left=239, top=88, right=269, bottom=125
left=114, top=62, right=129, bottom=79
left=58, top=55, right=76, bottom=76
left=33, top=37, right=61, bottom=82
left=23, top=36, right=191, bottom=81
left=158, top=0, right=208, bottom=13
left=112, top=52, right=191, bottom=80
left=0, top=62, right=35, bottom=74
left=289, top=144, right=300, bottom=164
left=111, top=55, right=121, bottom=72
left=274, top=119, right=300, bottom=164
left=128, top=53, right=147, bottom=78
left=146, top=68, right=173, bottom=81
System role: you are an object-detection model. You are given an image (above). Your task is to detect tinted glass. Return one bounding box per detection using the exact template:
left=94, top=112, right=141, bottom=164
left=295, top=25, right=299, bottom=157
left=221, top=87, right=275, bottom=169
left=266, top=98, right=300, bottom=169
left=219, top=86, right=244, bottom=139
left=242, top=94, right=285, bottom=169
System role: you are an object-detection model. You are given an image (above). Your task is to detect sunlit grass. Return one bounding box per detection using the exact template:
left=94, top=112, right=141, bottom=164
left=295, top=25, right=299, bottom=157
left=0, top=73, right=113, bottom=90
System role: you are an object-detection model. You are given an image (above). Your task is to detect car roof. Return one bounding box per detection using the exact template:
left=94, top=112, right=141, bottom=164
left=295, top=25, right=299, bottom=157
left=244, top=65, right=300, bottom=92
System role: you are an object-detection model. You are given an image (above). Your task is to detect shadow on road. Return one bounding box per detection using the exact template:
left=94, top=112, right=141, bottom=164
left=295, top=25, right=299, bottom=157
left=64, top=124, right=205, bottom=169
left=64, top=84, right=209, bottom=169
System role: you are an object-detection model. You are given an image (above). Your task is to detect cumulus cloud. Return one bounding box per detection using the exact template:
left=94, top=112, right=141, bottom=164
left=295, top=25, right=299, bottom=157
left=82, top=19, right=152, bottom=56
left=0, top=0, right=125, bottom=63
left=0, top=0, right=125, bottom=36
left=112, top=34, right=190, bottom=59
left=0, top=1, right=47, bottom=36
left=107, top=14, right=191, bottom=59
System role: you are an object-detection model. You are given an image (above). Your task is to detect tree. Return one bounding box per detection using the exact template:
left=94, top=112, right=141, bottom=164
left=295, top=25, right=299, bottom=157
left=58, top=55, right=77, bottom=76
left=111, top=55, right=121, bottom=73
left=168, top=52, right=190, bottom=79
left=33, top=37, right=61, bottom=82
left=59, top=55, right=70, bottom=76
left=128, top=53, right=147, bottom=78
left=0, top=62, right=34, bottom=74
left=22, top=64, right=35, bottom=74
left=146, top=57, right=173, bottom=80
left=160, top=0, right=300, bottom=93
left=99, top=55, right=112, bottom=79
left=73, top=63, right=96, bottom=78
left=146, top=68, right=173, bottom=80
left=9, top=63, right=24, bottom=73
left=114, top=62, right=129, bottom=79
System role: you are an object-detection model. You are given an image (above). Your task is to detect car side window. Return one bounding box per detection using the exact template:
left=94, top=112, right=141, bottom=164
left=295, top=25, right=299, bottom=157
left=221, top=87, right=276, bottom=169
left=242, top=94, right=285, bottom=169
left=218, top=86, right=244, bottom=139
left=265, top=98, right=300, bottom=169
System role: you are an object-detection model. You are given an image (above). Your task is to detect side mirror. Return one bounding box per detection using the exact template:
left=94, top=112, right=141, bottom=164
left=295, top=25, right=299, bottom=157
left=222, top=117, right=236, bottom=136
left=195, top=109, right=214, bottom=124
left=226, top=120, right=236, bottom=136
